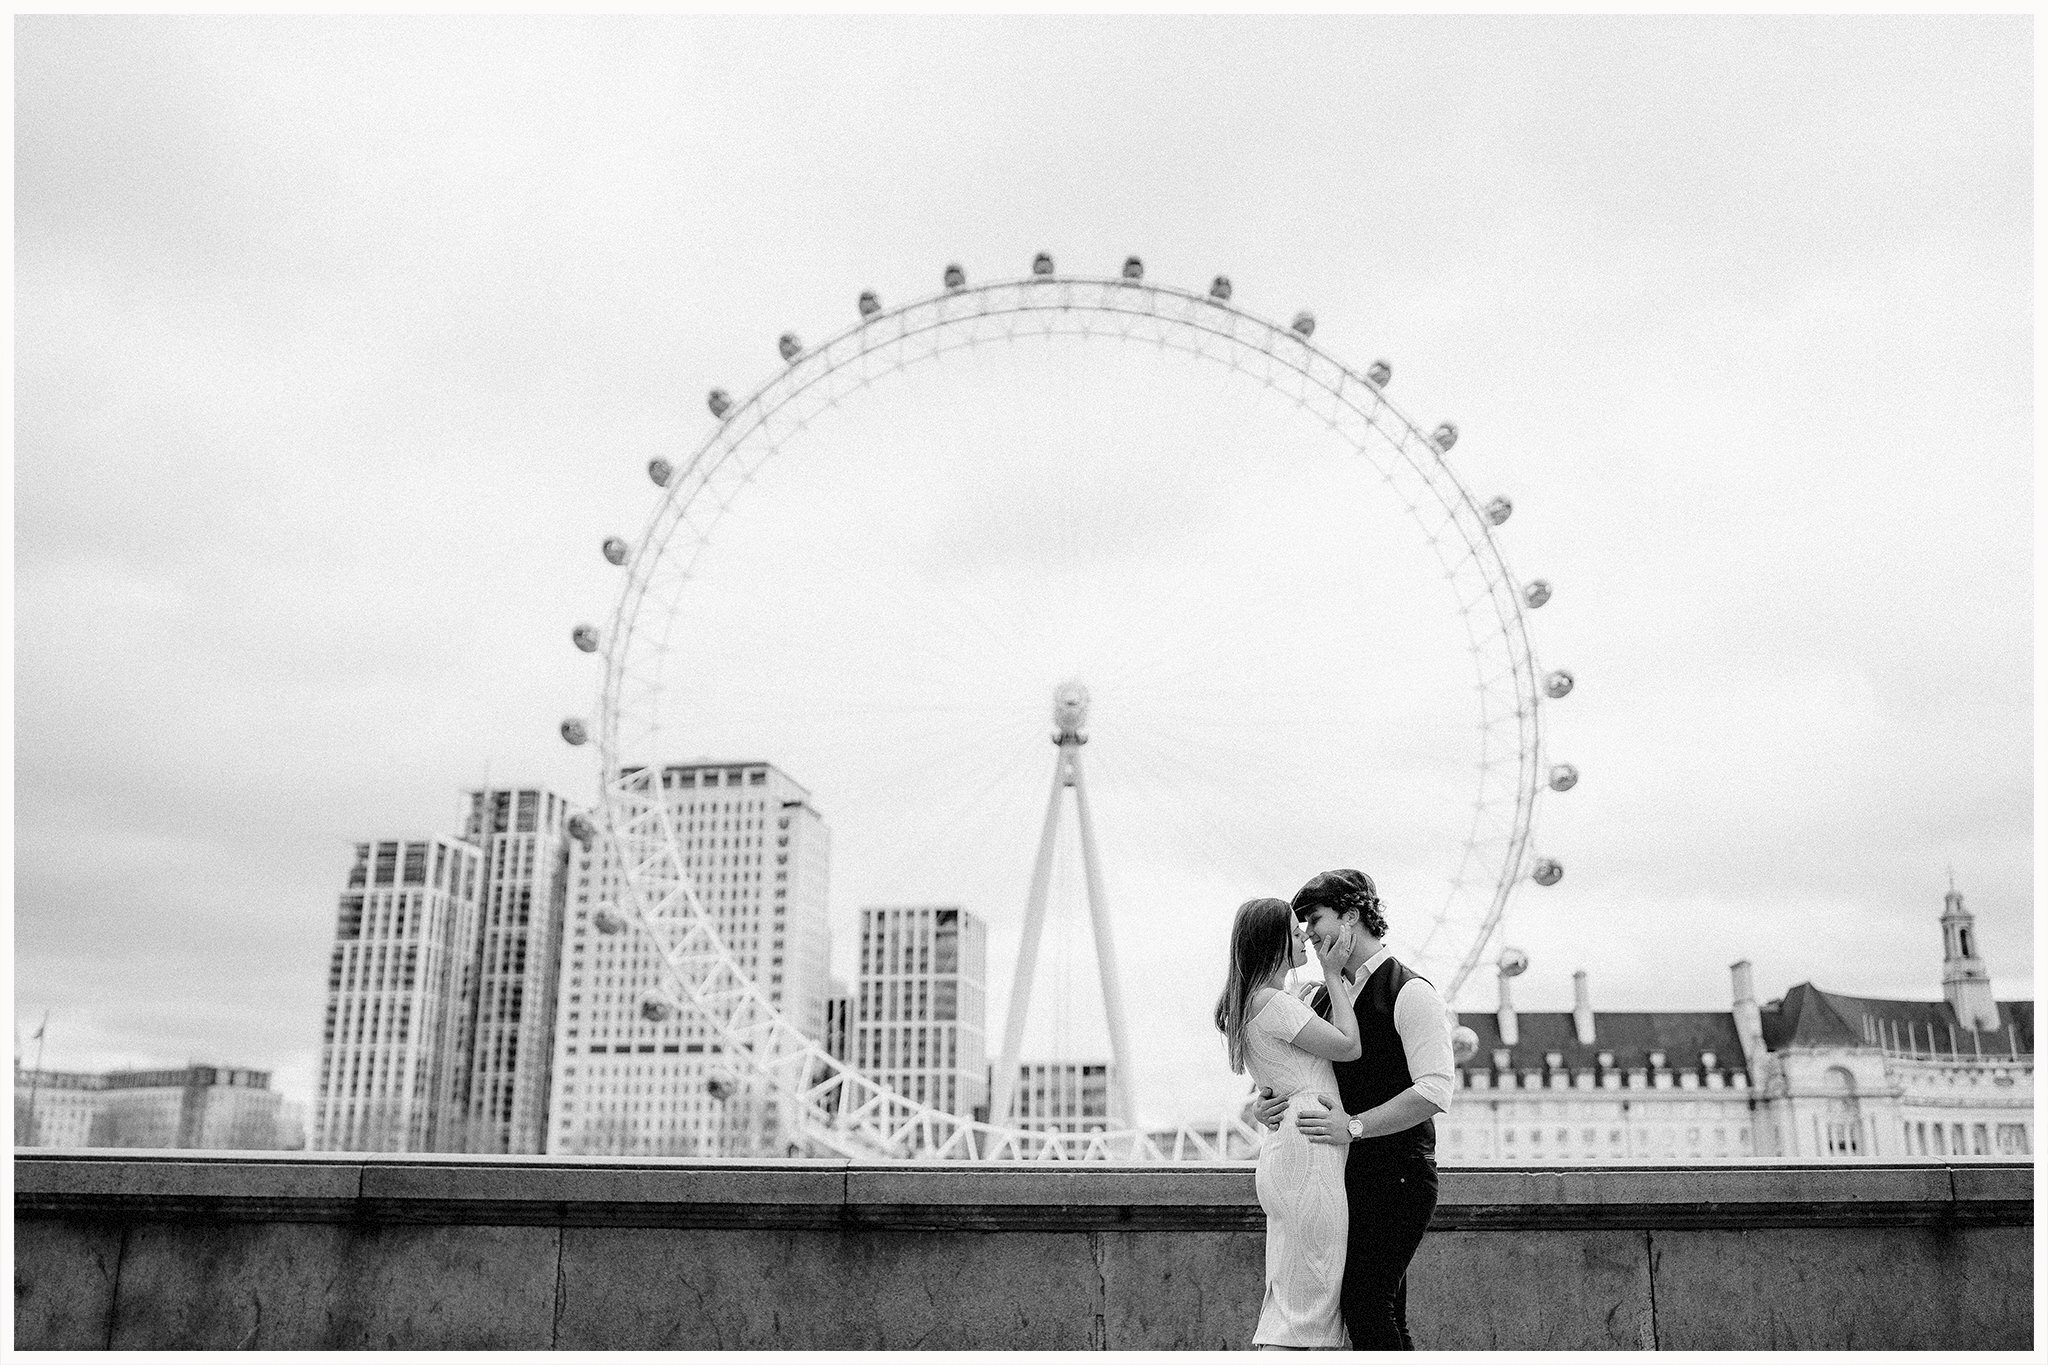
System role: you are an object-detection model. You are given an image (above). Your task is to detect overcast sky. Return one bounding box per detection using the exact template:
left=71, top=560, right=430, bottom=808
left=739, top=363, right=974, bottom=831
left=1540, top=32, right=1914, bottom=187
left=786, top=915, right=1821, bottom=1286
left=14, top=15, right=2032, bottom=1128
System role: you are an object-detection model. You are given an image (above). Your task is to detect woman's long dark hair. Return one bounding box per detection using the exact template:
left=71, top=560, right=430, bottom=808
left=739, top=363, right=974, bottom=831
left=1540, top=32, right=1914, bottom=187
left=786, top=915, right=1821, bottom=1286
left=1214, top=897, right=1297, bottom=1075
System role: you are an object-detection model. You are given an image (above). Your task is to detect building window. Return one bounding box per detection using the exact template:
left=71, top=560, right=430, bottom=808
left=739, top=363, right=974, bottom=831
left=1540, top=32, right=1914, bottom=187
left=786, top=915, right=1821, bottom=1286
left=1820, top=1067, right=1862, bottom=1157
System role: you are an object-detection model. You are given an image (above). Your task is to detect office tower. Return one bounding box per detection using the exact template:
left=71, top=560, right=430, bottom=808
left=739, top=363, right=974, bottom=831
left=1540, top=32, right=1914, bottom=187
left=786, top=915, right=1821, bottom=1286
left=93, top=1066, right=284, bottom=1149
left=313, top=836, right=482, bottom=1152
left=15, top=1065, right=287, bottom=1150
left=1012, top=1060, right=1113, bottom=1134
left=275, top=1097, right=308, bottom=1151
left=824, top=978, right=852, bottom=1062
left=549, top=761, right=831, bottom=1157
left=455, top=788, right=576, bottom=1154
left=14, top=1069, right=103, bottom=1147
left=853, top=905, right=987, bottom=1119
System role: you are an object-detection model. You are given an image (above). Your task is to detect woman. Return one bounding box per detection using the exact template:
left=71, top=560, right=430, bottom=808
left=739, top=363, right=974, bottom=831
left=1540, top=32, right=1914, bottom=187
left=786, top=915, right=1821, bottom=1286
left=1214, top=896, right=1361, bottom=1350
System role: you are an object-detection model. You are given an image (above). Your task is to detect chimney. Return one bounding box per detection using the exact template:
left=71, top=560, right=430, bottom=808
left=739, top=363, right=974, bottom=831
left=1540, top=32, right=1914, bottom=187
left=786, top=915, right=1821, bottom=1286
left=1572, top=969, right=1596, bottom=1046
left=1730, top=960, right=1767, bottom=1073
left=1496, top=969, right=1518, bottom=1047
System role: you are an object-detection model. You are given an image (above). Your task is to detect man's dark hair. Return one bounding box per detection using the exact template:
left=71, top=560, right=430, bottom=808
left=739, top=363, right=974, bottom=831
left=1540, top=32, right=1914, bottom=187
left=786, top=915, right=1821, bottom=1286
left=1290, top=868, right=1388, bottom=940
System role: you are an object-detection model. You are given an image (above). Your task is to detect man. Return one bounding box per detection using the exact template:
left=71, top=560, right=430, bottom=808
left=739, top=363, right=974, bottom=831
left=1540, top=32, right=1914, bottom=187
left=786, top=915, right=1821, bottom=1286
left=1253, top=869, right=1453, bottom=1350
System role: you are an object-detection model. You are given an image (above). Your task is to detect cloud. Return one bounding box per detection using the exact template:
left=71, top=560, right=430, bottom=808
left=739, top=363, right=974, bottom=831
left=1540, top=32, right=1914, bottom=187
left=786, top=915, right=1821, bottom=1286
left=13, top=17, right=2030, bottom=1131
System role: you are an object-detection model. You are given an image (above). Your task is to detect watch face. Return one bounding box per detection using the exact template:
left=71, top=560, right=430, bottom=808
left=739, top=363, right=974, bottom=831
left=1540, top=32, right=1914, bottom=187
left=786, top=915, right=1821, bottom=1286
left=1347, top=1118, right=1364, bottom=1138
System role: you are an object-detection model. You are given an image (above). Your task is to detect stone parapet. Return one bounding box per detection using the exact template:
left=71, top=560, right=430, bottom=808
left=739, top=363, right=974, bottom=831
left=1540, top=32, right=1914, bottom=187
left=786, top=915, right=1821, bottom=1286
left=15, top=1153, right=2032, bottom=1350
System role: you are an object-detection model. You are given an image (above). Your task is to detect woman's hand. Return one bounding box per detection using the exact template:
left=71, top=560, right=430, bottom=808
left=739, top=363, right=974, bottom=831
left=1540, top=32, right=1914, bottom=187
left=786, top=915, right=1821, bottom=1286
left=1253, top=1086, right=1290, bottom=1130
left=1310, top=922, right=1352, bottom=978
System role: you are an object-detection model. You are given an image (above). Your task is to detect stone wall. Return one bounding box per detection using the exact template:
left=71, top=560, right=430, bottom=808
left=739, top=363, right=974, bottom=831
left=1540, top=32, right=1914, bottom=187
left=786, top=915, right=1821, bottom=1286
left=14, top=1153, right=2032, bottom=1350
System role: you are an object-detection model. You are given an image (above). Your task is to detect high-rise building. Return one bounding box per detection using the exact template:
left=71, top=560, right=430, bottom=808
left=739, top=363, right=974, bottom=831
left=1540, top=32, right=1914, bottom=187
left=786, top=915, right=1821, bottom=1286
left=313, top=836, right=482, bottom=1152
left=275, top=1097, right=308, bottom=1151
left=455, top=788, right=576, bottom=1154
left=15, top=1065, right=286, bottom=1150
left=1012, top=1060, right=1111, bottom=1133
left=854, top=905, right=987, bottom=1119
left=548, top=761, right=832, bottom=1157
left=824, top=977, right=852, bottom=1063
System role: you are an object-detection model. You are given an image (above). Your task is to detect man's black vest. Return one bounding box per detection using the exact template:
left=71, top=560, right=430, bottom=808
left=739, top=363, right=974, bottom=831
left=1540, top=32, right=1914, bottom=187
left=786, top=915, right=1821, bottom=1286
left=1308, top=954, right=1436, bottom=1163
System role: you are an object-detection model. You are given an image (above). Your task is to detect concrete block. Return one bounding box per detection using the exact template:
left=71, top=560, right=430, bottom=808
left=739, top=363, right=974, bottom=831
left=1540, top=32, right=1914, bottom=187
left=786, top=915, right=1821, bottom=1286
left=849, top=1164, right=1157, bottom=1207
left=556, top=1226, right=1099, bottom=1349
left=107, top=1220, right=354, bottom=1349
left=16, top=1155, right=361, bottom=1203
left=1408, top=1229, right=1654, bottom=1350
left=360, top=1159, right=843, bottom=1209
left=1950, top=1162, right=2033, bottom=1205
left=1098, top=1229, right=1262, bottom=1349
left=1436, top=1168, right=1562, bottom=1210
left=1650, top=1224, right=2033, bottom=1349
left=13, top=1218, right=122, bottom=1349
left=1555, top=1163, right=1951, bottom=1210
left=336, top=1223, right=561, bottom=1350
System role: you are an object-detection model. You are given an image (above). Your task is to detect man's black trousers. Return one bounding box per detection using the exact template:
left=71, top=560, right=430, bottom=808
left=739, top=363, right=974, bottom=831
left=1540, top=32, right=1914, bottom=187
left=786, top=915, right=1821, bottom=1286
left=1339, top=1153, right=1439, bottom=1350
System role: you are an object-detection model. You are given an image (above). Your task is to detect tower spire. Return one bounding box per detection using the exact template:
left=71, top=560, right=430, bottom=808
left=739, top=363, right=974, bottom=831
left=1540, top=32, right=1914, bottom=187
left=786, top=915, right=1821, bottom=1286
left=1939, top=876, right=1998, bottom=1032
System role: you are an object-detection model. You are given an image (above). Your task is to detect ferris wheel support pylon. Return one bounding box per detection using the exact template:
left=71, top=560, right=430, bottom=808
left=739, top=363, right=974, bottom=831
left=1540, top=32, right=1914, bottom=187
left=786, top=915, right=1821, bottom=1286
left=989, top=682, right=1139, bottom=1130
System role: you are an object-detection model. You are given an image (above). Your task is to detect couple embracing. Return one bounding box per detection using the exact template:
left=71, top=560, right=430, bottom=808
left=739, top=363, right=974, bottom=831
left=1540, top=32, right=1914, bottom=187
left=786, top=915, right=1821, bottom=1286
left=1214, top=870, right=1453, bottom=1351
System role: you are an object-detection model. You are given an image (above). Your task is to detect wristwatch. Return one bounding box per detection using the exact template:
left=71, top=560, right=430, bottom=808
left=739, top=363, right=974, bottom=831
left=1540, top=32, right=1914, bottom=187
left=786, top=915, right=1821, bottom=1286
left=1346, top=1116, right=1365, bottom=1140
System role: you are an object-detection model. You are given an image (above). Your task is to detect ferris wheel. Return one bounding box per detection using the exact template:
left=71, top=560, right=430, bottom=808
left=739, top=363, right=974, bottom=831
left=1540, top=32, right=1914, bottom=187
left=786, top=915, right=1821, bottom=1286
left=558, top=255, right=1575, bottom=1161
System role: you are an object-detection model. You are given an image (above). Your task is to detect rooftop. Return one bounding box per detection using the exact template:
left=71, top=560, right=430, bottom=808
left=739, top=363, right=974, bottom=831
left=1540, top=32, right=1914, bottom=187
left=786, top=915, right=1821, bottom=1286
left=1762, top=985, right=2033, bottom=1058
left=1458, top=1010, right=1746, bottom=1074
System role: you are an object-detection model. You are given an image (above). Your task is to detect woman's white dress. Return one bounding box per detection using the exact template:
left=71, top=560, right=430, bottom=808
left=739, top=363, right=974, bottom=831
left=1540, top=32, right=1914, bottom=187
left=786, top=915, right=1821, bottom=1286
left=1244, top=988, right=1350, bottom=1349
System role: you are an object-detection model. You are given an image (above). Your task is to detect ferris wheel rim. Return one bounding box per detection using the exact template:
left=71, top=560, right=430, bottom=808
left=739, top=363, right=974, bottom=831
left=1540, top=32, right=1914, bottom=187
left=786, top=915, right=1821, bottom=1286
left=584, top=268, right=1552, bottom=1159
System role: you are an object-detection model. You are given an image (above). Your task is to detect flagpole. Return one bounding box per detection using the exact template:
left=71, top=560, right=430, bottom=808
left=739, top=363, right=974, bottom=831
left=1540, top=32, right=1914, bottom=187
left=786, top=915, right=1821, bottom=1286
left=23, top=1011, right=50, bottom=1146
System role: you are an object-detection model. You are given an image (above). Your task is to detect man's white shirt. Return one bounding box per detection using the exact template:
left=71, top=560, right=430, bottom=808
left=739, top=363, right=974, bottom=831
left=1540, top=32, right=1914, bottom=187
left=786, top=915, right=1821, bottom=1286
left=1296, top=945, right=1455, bottom=1116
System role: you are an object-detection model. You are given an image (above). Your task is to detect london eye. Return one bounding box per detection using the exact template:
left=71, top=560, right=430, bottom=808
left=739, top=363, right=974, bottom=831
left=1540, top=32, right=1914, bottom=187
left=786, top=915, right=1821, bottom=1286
left=560, top=256, right=1575, bottom=1160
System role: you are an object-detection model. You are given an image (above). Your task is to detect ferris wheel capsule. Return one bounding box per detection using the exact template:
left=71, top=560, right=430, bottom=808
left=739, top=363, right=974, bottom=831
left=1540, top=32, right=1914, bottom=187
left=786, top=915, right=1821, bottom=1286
left=571, top=624, right=599, bottom=653
left=560, top=717, right=589, bottom=746
left=858, top=291, right=880, bottom=317
left=1531, top=858, right=1564, bottom=887
left=1544, top=670, right=1574, bottom=699
left=591, top=904, right=627, bottom=935
left=1483, top=495, right=1513, bottom=526
left=601, top=537, right=629, bottom=566
left=1366, top=359, right=1392, bottom=388
left=1291, top=310, right=1316, bottom=337
left=1549, top=763, right=1579, bottom=792
left=566, top=812, right=596, bottom=846
left=1122, top=256, right=1144, bottom=281
left=648, top=458, right=673, bottom=487
left=1450, top=1025, right=1480, bottom=1064
left=1032, top=252, right=1055, bottom=276
left=706, top=1072, right=737, bottom=1101
left=778, top=333, right=803, bottom=362
left=943, top=263, right=966, bottom=291
left=1432, top=422, right=1459, bottom=451
left=638, top=990, right=675, bottom=1023
left=1210, top=276, right=1233, bottom=300
left=1497, top=946, right=1530, bottom=977
left=1523, top=579, right=1551, bottom=608
left=707, top=389, right=732, bottom=418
